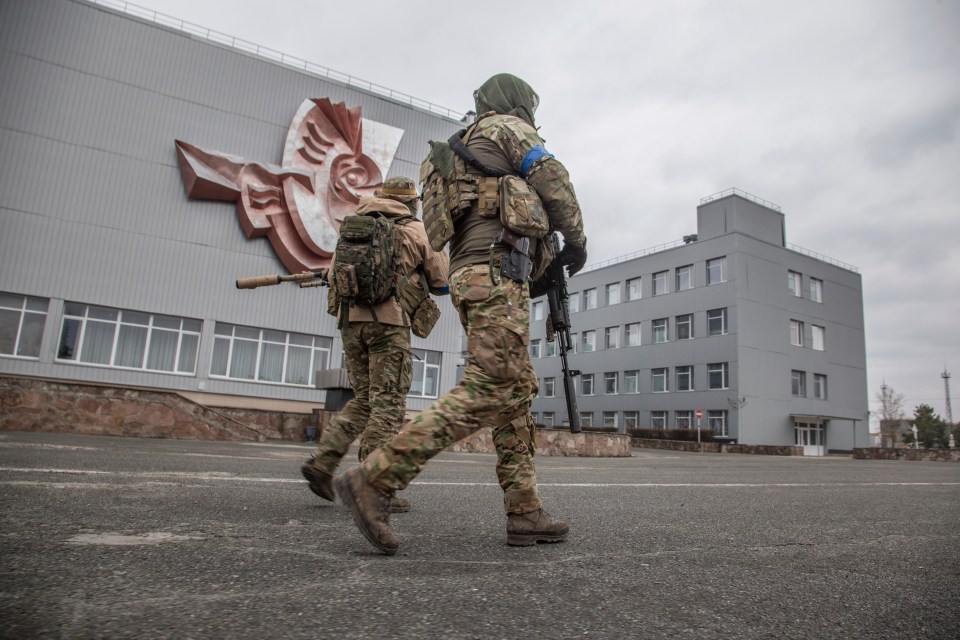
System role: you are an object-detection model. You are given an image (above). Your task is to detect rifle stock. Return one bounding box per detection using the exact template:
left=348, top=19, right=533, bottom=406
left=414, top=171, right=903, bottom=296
left=235, top=270, right=327, bottom=289
left=541, top=233, right=581, bottom=434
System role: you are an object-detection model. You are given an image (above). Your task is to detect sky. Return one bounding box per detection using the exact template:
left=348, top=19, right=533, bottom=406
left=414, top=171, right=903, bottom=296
left=125, top=0, right=960, bottom=427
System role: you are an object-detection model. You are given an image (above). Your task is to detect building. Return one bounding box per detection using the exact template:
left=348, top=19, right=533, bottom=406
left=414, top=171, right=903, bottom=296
left=530, top=189, right=869, bottom=455
left=0, top=0, right=465, bottom=427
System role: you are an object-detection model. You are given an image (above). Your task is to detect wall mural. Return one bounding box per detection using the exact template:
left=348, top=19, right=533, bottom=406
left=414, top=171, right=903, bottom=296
left=175, top=98, right=404, bottom=272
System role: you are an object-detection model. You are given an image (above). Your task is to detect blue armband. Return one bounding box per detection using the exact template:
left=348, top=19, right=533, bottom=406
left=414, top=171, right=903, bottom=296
left=433, top=285, right=450, bottom=296
left=520, top=145, right=554, bottom=177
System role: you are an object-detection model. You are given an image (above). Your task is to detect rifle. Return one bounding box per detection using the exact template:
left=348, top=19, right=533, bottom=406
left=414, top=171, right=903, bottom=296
left=535, top=233, right=582, bottom=434
left=235, top=270, right=328, bottom=289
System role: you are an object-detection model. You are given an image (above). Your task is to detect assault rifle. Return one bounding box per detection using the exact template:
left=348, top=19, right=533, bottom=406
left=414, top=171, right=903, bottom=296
left=235, top=270, right=328, bottom=290
left=532, top=233, right=582, bottom=434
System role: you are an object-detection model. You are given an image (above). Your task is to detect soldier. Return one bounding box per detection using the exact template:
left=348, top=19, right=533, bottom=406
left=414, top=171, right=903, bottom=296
left=335, top=73, right=588, bottom=554
left=301, top=176, right=449, bottom=513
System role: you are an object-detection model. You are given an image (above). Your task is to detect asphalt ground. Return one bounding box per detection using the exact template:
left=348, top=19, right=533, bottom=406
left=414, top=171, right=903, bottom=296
left=0, top=431, right=957, bottom=640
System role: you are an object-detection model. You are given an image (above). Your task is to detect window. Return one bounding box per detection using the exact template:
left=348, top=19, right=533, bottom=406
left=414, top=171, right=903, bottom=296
left=625, top=322, right=640, bottom=347
left=583, top=288, right=597, bottom=310
left=811, top=325, right=825, bottom=351
left=531, top=301, right=544, bottom=321
left=624, top=370, right=639, bottom=394
left=707, top=257, right=727, bottom=285
left=605, top=283, right=620, bottom=306
left=675, top=410, right=692, bottom=429
left=624, top=411, right=639, bottom=429
left=788, top=270, right=802, bottom=297
left=652, top=368, right=668, bottom=393
left=791, top=370, right=806, bottom=397
left=790, top=320, right=804, bottom=347
left=580, top=412, right=594, bottom=428
left=530, top=339, right=542, bottom=359
left=582, top=373, right=594, bottom=396
left=676, top=365, right=693, bottom=392
left=581, top=330, right=596, bottom=353
left=568, top=292, right=580, bottom=313
left=603, top=412, right=618, bottom=429
left=604, top=371, right=618, bottom=394
left=542, top=412, right=555, bottom=427
left=569, top=334, right=577, bottom=354
left=653, top=318, right=668, bottom=343
left=708, top=362, right=729, bottom=390
left=708, top=410, right=728, bottom=437
left=604, top=326, right=619, bottom=350
left=543, top=377, right=556, bottom=397
left=410, top=349, right=442, bottom=397
left=814, top=374, right=828, bottom=399
left=545, top=340, right=557, bottom=357
left=59, top=303, right=202, bottom=375
left=209, top=323, right=330, bottom=385
left=653, top=271, right=669, bottom=295
left=0, top=293, right=47, bottom=359
left=626, top=277, right=641, bottom=301
left=707, top=308, right=727, bottom=336
left=529, top=412, right=538, bottom=424
left=810, top=278, right=823, bottom=303
left=676, top=314, right=693, bottom=340
left=651, top=411, right=667, bottom=429
left=676, top=265, right=693, bottom=291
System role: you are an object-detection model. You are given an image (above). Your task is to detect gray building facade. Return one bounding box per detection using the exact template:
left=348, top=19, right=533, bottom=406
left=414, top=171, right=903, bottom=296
left=530, top=190, right=869, bottom=455
left=0, top=0, right=464, bottom=414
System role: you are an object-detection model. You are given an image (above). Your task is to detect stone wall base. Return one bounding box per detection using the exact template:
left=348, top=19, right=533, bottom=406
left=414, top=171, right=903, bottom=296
left=0, top=376, right=631, bottom=456
left=853, top=447, right=960, bottom=462
left=631, top=438, right=804, bottom=456
left=448, top=428, right=632, bottom=457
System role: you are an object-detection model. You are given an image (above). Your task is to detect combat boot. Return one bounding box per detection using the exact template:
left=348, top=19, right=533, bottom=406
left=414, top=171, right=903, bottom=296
left=389, top=494, right=411, bottom=513
left=506, top=509, right=569, bottom=546
left=300, top=461, right=335, bottom=502
left=334, top=467, right=399, bottom=555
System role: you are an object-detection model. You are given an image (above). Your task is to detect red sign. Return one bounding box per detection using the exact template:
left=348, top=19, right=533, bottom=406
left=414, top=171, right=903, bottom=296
left=695, top=409, right=703, bottom=420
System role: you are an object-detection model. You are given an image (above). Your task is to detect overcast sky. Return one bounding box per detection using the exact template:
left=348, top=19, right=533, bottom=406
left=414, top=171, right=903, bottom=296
left=128, top=0, right=960, bottom=426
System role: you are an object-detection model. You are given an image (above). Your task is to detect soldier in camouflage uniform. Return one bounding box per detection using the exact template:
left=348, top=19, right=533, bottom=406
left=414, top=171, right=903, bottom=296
left=336, top=74, right=588, bottom=554
left=301, top=177, right=449, bottom=513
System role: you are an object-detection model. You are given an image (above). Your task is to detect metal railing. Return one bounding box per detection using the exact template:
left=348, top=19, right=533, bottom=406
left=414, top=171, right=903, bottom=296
left=786, top=244, right=858, bottom=272
left=700, top=187, right=782, bottom=212
left=580, top=238, right=857, bottom=274
left=85, top=0, right=465, bottom=121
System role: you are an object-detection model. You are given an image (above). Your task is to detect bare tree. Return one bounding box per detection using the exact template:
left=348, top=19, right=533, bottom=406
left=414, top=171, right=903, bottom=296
left=875, top=383, right=906, bottom=447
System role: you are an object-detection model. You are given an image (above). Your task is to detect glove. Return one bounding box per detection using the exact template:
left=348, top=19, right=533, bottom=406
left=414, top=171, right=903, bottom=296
left=558, top=241, right=587, bottom=276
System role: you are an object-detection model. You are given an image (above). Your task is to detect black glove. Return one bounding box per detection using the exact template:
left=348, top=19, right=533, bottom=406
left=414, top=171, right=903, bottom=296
left=558, top=241, right=587, bottom=276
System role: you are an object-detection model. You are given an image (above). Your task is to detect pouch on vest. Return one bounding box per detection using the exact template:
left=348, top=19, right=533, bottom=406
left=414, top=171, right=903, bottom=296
left=500, top=175, right=550, bottom=238
left=397, top=275, right=441, bottom=338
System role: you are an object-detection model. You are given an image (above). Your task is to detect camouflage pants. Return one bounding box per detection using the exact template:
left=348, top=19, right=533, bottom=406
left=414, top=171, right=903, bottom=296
left=361, top=263, right=542, bottom=515
left=310, top=322, right=412, bottom=475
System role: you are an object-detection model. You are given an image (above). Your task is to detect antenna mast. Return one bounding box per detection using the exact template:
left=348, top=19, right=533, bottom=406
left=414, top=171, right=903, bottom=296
left=943, top=367, right=955, bottom=449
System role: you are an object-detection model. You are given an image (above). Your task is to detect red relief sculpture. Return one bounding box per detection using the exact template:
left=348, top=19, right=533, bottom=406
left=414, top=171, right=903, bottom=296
left=176, top=98, right=401, bottom=272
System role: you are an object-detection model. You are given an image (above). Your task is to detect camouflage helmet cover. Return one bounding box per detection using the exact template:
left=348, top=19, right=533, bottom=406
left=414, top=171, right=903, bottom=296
left=473, top=73, right=540, bottom=128
left=376, top=176, right=419, bottom=203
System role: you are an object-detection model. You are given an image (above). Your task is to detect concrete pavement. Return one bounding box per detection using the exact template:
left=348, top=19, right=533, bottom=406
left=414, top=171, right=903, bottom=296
left=1, top=431, right=958, bottom=639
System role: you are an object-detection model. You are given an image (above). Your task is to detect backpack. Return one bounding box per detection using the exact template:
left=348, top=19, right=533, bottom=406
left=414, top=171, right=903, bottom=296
left=331, top=212, right=411, bottom=325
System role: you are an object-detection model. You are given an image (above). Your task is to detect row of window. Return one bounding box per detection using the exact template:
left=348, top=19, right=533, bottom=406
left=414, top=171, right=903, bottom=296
left=540, top=366, right=828, bottom=399
left=788, top=270, right=823, bottom=302
left=530, top=309, right=728, bottom=357
left=532, top=409, right=730, bottom=437
left=530, top=257, right=728, bottom=318
left=0, top=294, right=442, bottom=398
left=541, top=363, right=730, bottom=397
